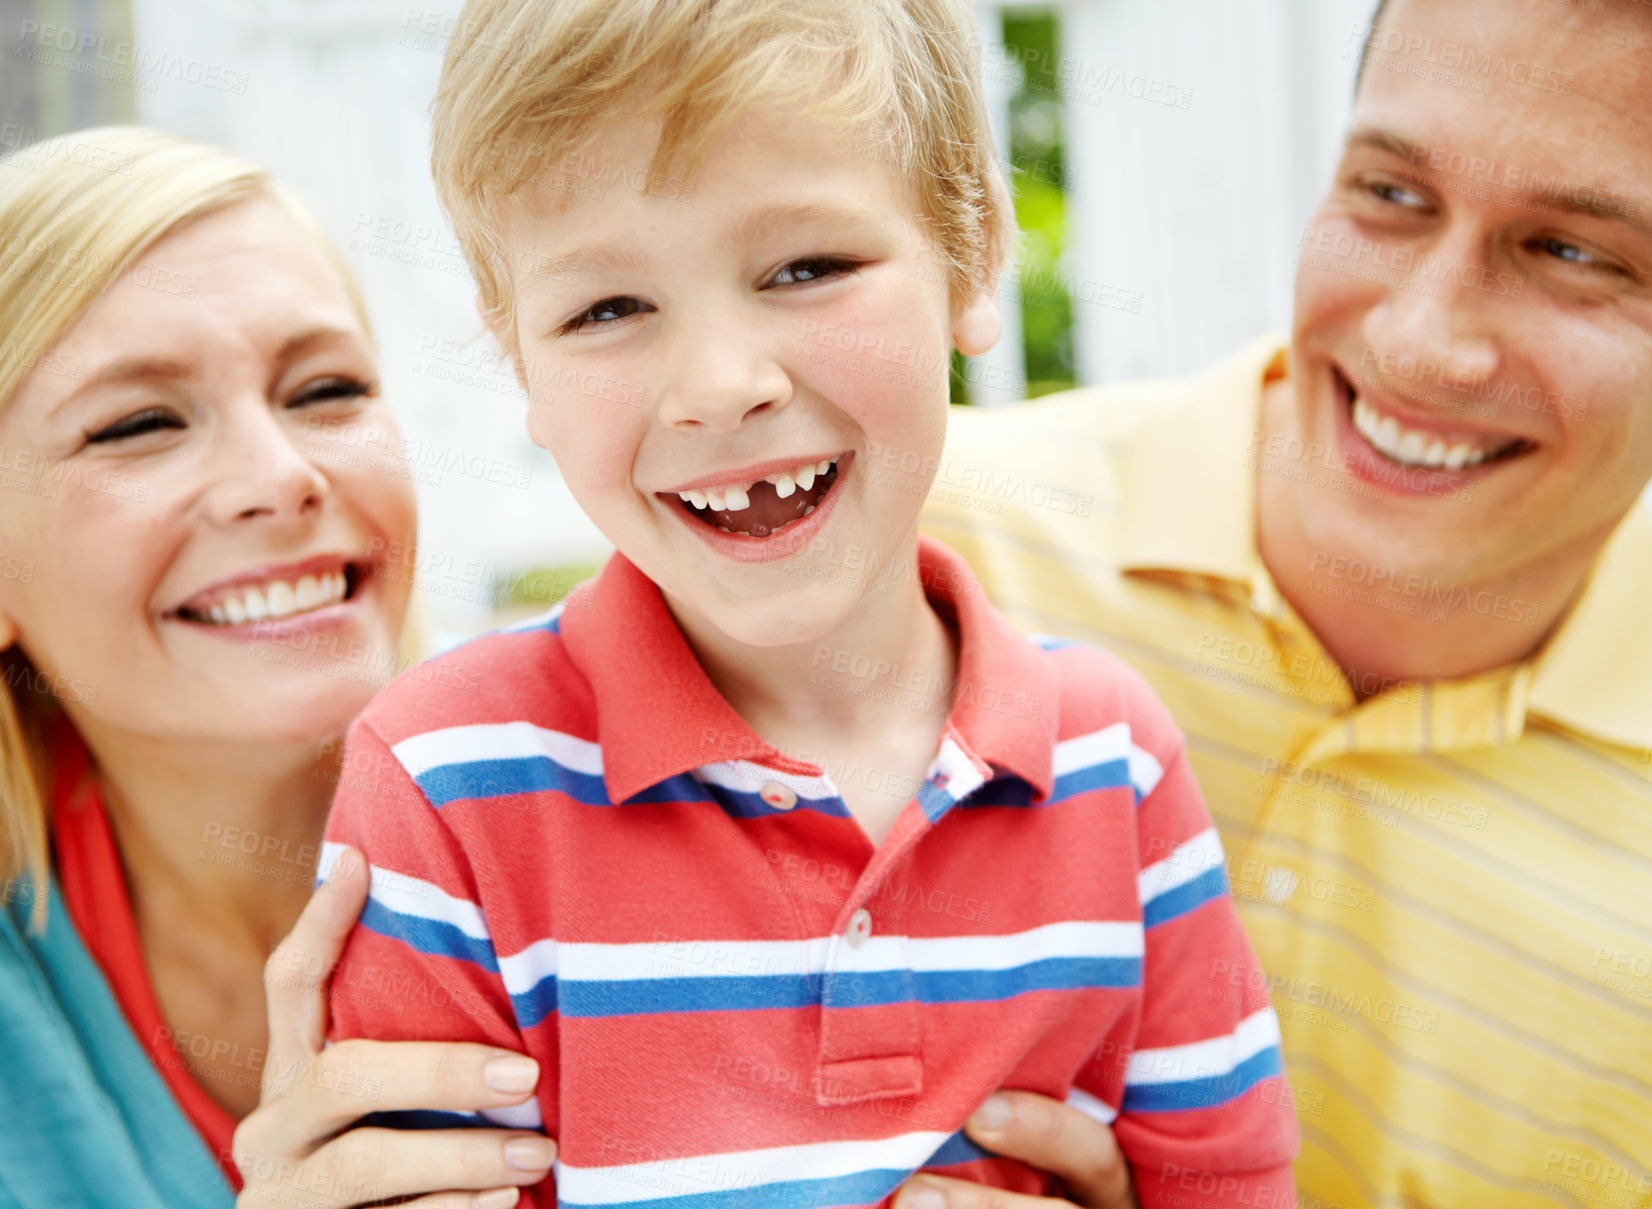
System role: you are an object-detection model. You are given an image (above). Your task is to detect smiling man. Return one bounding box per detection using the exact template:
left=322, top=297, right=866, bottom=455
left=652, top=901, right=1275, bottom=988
left=915, top=0, right=1652, bottom=1206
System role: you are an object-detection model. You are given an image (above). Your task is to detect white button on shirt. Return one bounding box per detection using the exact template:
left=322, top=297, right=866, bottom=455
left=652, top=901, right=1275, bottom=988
left=846, top=908, right=873, bottom=948
left=759, top=782, right=798, bottom=811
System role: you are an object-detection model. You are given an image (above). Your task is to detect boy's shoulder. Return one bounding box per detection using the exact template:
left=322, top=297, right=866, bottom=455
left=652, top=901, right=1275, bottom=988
left=354, top=593, right=597, bottom=748
left=1029, top=631, right=1184, bottom=765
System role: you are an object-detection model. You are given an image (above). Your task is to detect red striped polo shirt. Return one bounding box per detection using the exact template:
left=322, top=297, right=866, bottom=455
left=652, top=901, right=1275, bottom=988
left=324, top=537, right=1297, bottom=1209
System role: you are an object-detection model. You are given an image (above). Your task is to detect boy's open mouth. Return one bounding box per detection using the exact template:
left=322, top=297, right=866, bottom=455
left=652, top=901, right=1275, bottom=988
left=664, top=454, right=844, bottom=538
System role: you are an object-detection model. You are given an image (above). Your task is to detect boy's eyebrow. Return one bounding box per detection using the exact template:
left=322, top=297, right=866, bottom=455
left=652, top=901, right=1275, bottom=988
left=534, top=245, right=654, bottom=284
left=728, top=200, right=887, bottom=246
left=530, top=199, right=888, bottom=288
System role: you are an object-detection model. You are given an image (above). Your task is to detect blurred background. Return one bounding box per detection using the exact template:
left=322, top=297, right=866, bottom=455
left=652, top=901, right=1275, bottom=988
left=2, top=0, right=1372, bottom=643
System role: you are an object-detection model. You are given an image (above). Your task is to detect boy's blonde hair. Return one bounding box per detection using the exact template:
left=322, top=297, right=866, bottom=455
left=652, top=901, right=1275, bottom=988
left=0, top=126, right=371, bottom=929
left=431, top=0, right=1014, bottom=361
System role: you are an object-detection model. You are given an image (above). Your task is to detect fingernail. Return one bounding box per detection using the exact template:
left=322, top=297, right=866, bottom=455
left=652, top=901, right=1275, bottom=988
left=900, top=1181, right=947, bottom=1209
left=504, top=1136, right=557, bottom=1171
left=484, top=1055, right=540, bottom=1095
left=969, top=1093, right=1013, bottom=1132
left=473, top=1190, right=520, bottom=1209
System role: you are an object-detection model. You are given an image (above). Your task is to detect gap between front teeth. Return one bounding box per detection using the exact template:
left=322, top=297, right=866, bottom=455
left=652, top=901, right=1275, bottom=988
left=678, top=455, right=837, bottom=512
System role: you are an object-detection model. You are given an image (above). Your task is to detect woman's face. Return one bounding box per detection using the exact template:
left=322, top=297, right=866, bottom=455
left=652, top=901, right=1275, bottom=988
left=0, top=198, right=417, bottom=749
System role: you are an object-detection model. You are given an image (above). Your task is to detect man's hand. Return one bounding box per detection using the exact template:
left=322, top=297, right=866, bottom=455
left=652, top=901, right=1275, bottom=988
left=894, top=1092, right=1138, bottom=1209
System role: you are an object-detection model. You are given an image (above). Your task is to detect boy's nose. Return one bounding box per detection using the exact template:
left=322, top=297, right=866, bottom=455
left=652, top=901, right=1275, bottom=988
left=654, top=322, right=794, bottom=431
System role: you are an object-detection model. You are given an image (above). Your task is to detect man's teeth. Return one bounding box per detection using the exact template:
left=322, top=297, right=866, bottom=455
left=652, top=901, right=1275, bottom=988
left=677, top=455, right=838, bottom=512
left=1351, top=397, right=1500, bottom=470
left=202, top=571, right=348, bottom=625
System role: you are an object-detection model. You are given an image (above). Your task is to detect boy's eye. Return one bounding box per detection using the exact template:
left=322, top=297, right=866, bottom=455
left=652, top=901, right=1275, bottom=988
left=290, top=375, right=376, bottom=406
left=563, top=296, right=652, bottom=334
left=768, top=257, right=860, bottom=287
left=85, top=406, right=185, bottom=444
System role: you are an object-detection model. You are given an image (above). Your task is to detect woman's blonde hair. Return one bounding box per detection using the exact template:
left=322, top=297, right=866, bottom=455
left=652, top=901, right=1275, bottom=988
left=430, top=0, right=1015, bottom=362
left=0, top=126, right=371, bottom=929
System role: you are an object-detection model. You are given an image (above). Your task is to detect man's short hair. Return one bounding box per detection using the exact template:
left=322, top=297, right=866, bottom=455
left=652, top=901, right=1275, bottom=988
left=1355, top=0, right=1396, bottom=94
left=430, top=0, right=1015, bottom=362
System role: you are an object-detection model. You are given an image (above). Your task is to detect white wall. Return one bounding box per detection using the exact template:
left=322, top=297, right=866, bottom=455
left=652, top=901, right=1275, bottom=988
left=131, top=0, right=1377, bottom=633
left=1055, top=0, right=1372, bottom=386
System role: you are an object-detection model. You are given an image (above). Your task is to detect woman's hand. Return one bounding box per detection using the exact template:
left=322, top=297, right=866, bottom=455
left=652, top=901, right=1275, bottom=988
left=233, top=848, right=556, bottom=1209
left=894, top=1092, right=1138, bottom=1209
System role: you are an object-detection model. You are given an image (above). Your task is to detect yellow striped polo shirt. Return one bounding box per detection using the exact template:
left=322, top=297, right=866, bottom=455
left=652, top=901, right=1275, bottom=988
left=921, top=337, right=1652, bottom=1209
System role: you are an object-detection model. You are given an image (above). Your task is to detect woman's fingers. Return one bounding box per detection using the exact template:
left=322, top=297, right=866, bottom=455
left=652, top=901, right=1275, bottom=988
left=235, top=1125, right=552, bottom=1209
left=239, top=848, right=555, bottom=1208
left=262, top=845, right=369, bottom=1059
left=301, top=1127, right=553, bottom=1206
left=895, top=1174, right=1079, bottom=1209
left=394, top=1191, right=523, bottom=1209
left=959, top=1092, right=1137, bottom=1209
left=246, top=1039, right=542, bottom=1155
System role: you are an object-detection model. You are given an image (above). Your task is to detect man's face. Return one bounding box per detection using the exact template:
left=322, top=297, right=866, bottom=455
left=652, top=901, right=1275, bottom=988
left=1286, top=0, right=1652, bottom=586
left=501, top=109, right=997, bottom=648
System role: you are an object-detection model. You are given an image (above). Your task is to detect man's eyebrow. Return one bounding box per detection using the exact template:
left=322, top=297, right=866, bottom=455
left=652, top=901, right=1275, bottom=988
left=1344, top=125, right=1652, bottom=240
left=1344, top=126, right=1422, bottom=164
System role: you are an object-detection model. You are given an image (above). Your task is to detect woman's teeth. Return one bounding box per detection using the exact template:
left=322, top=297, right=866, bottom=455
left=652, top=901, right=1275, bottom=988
left=677, top=456, right=838, bottom=513
left=1351, top=397, right=1510, bottom=470
left=199, top=571, right=349, bottom=625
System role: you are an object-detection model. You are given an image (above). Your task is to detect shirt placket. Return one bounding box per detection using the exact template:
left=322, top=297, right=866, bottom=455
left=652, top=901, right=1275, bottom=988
left=811, top=737, right=992, bottom=1106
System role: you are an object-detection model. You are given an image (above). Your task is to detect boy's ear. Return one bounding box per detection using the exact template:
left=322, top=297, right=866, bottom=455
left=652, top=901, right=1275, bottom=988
left=0, top=607, right=18, bottom=652
left=952, top=281, right=1002, bottom=359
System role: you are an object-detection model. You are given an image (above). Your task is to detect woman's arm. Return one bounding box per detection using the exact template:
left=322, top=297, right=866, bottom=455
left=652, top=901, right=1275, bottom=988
left=232, top=850, right=555, bottom=1209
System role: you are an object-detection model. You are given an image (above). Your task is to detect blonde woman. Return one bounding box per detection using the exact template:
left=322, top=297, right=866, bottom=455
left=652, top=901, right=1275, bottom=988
left=0, top=127, right=557, bottom=1209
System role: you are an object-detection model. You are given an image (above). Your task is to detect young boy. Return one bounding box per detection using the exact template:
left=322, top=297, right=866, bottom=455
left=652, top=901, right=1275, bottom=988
left=322, top=1, right=1299, bottom=1205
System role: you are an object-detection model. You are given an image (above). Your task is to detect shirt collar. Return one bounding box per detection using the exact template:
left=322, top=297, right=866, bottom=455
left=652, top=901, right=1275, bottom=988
left=1118, top=335, right=1285, bottom=588
left=1115, top=333, right=1652, bottom=750
left=558, top=537, right=1059, bottom=805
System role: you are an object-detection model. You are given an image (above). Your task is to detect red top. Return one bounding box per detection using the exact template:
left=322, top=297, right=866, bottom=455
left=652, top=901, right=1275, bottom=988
left=51, top=726, right=244, bottom=1189
left=326, top=538, right=1297, bottom=1209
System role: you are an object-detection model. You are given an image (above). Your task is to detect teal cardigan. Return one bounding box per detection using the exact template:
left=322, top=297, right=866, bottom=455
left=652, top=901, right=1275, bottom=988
left=0, top=877, right=233, bottom=1209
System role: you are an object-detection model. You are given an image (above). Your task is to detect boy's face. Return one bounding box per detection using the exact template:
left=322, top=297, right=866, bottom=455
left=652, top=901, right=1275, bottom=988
left=502, top=109, right=999, bottom=647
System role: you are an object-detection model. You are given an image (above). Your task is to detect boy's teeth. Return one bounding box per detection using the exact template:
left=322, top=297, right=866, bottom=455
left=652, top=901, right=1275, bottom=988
left=1352, top=396, right=1498, bottom=469
left=679, top=455, right=843, bottom=511
left=193, top=569, right=350, bottom=625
